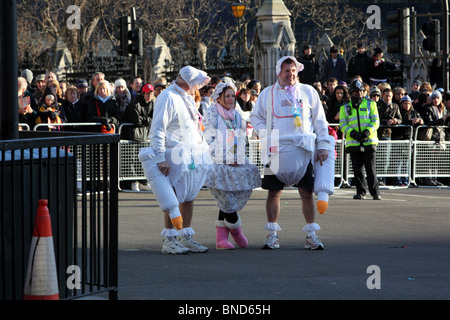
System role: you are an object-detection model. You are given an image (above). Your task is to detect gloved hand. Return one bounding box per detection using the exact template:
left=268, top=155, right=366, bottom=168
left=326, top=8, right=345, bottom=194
left=350, top=130, right=364, bottom=142
left=362, top=129, right=370, bottom=138
left=100, top=117, right=109, bottom=125
left=104, top=123, right=112, bottom=131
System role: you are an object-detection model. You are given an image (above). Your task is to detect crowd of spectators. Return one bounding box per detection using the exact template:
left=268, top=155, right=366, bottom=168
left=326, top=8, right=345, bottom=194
left=17, top=44, right=450, bottom=188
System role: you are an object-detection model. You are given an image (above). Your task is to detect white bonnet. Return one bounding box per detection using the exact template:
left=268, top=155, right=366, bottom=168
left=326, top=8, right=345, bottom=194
left=179, top=66, right=211, bottom=91
left=276, top=56, right=304, bottom=76
left=210, top=81, right=237, bottom=101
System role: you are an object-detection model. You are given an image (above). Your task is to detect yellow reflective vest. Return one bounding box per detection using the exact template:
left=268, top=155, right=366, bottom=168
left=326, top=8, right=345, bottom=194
left=339, top=98, right=379, bottom=149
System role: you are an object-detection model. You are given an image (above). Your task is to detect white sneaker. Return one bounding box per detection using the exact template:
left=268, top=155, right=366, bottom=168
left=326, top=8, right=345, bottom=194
left=131, top=181, right=140, bottom=192
left=139, top=183, right=152, bottom=191
left=179, top=235, right=208, bottom=253
left=263, top=234, right=280, bottom=249
left=305, top=235, right=324, bottom=250
left=162, top=236, right=190, bottom=254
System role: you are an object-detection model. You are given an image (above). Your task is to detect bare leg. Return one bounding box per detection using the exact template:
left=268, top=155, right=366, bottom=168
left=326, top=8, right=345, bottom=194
left=266, top=189, right=283, bottom=222
left=179, top=200, right=193, bottom=228
left=298, top=187, right=315, bottom=223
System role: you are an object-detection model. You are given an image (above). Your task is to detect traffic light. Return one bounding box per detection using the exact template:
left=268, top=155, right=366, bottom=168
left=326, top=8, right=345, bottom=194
left=119, top=16, right=132, bottom=57
left=387, top=8, right=410, bottom=55
left=127, top=28, right=143, bottom=56
left=422, top=19, right=440, bottom=52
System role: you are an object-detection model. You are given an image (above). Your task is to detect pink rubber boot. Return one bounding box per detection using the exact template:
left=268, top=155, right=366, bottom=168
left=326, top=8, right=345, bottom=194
left=224, top=215, right=248, bottom=248
left=215, top=220, right=235, bottom=249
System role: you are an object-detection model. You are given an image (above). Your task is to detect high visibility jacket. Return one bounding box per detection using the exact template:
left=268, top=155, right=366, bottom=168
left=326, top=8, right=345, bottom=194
left=339, top=98, right=379, bottom=148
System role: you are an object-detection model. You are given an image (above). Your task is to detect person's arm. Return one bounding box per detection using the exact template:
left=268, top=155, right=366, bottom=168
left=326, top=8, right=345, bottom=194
left=149, top=94, right=175, bottom=164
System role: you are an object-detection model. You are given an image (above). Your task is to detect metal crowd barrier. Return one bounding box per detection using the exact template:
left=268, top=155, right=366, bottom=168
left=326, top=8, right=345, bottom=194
left=30, top=122, right=449, bottom=190
left=411, top=125, right=450, bottom=186
left=18, top=123, right=30, bottom=131
left=345, top=125, right=414, bottom=188
left=33, top=122, right=116, bottom=133
left=33, top=123, right=117, bottom=189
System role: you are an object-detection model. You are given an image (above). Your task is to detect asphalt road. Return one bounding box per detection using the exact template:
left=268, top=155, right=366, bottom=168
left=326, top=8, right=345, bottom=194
left=112, top=186, right=450, bottom=302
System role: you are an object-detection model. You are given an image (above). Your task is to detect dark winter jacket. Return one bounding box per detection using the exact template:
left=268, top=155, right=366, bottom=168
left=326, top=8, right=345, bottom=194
left=86, top=95, right=120, bottom=133
left=348, top=52, right=371, bottom=83
left=322, top=57, right=346, bottom=82
left=377, top=100, right=402, bottom=138
left=368, top=57, right=396, bottom=81
left=121, top=94, right=154, bottom=142
left=399, top=107, right=422, bottom=140
left=298, top=53, right=319, bottom=85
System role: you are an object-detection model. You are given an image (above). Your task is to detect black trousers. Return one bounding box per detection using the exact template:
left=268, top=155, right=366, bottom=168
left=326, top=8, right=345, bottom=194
left=350, top=148, right=380, bottom=197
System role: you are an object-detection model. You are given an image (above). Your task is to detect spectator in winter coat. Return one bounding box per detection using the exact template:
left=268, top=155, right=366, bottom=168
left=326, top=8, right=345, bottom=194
left=86, top=80, right=120, bottom=133
left=368, top=48, right=397, bottom=85
left=347, top=43, right=371, bottom=83
left=322, top=46, right=346, bottom=83
left=122, top=83, right=155, bottom=192
left=298, top=44, right=320, bottom=85
left=62, top=85, right=84, bottom=131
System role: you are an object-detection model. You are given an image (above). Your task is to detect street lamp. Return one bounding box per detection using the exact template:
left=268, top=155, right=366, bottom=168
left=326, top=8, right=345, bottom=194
left=231, top=2, right=246, bottom=69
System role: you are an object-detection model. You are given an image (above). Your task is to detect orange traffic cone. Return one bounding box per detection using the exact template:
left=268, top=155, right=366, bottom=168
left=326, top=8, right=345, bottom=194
left=23, top=199, right=59, bottom=300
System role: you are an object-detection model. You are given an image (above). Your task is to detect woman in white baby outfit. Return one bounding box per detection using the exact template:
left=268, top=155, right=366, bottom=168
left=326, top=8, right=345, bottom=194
left=203, top=82, right=261, bottom=249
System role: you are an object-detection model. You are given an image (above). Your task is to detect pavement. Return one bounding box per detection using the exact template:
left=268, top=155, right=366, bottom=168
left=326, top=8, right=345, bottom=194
left=96, top=186, right=450, bottom=302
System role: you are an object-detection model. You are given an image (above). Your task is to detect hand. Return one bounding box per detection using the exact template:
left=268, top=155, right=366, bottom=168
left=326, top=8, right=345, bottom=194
left=350, top=130, right=362, bottom=141
left=362, top=129, right=370, bottom=138
left=387, top=119, right=397, bottom=125
left=158, top=161, right=170, bottom=176
left=48, top=111, right=56, bottom=120
left=315, top=149, right=329, bottom=166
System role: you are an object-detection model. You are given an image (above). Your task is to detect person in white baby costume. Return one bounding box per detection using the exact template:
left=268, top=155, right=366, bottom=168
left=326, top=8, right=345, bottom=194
left=250, top=56, right=335, bottom=250
left=139, top=66, right=212, bottom=254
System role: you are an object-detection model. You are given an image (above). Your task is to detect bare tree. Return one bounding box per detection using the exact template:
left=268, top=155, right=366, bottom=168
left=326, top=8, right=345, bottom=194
left=285, top=0, right=369, bottom=60
left=17, top=0, right=136, bottom=64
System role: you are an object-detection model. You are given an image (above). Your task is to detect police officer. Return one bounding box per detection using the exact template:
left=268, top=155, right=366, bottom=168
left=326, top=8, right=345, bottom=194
left=339, top=80, right=381, bottom=200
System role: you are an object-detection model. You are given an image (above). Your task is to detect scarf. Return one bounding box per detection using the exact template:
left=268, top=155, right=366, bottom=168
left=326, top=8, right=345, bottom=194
left=97, top=95, right=110, bottom=104
left=215, top=102, right=236, bottom=121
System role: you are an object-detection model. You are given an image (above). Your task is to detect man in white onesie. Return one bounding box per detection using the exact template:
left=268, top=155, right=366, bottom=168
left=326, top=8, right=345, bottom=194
left=250, top=56, right=333, bottom=250
left=139, top=66, right=212, bottom=254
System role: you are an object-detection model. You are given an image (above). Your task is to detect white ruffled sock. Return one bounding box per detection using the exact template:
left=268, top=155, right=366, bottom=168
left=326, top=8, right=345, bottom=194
left=179, top=227, right=195, bottom=237
left=264, top=222, right=281, bottom=236
left=302, top=223, right=321, bottom=237
left=161, top=228, right=179, bottom=237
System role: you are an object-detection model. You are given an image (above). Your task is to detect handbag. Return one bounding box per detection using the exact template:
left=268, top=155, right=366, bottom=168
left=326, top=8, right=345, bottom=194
left=417, top=126, right=432, bottom=141
left=96, top=100, right=114, bottom=134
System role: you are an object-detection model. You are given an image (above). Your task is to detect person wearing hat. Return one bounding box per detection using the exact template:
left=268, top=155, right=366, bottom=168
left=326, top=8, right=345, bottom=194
left=369, top=86, right=382, bottom=105
left=340, top=79, right=381, bottom=200
left=33, top=74, right=46, bottom=102
left=20, top=69, right=34, bottom=93
left=75, top=79, right=89, bottom=98
left=250, top=56, right=335, bottom=250
left=348, top=43, right=371, bottom=84
left=114, top=78, right=132, bottom=120
left=203, top=82, right=261, bottom=249
left=399, top=95, right=423, bottom=139
left=123, top=83, right=154, bottom=192
left=153, top=82, right=167, bottom=98
left=298, top=44, right=319, bottom=85
left=138, top=66, right=212, bottom=254
left=422, top=90, right=448, bottom=145
left=409, top=79, right=421, bottom=102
